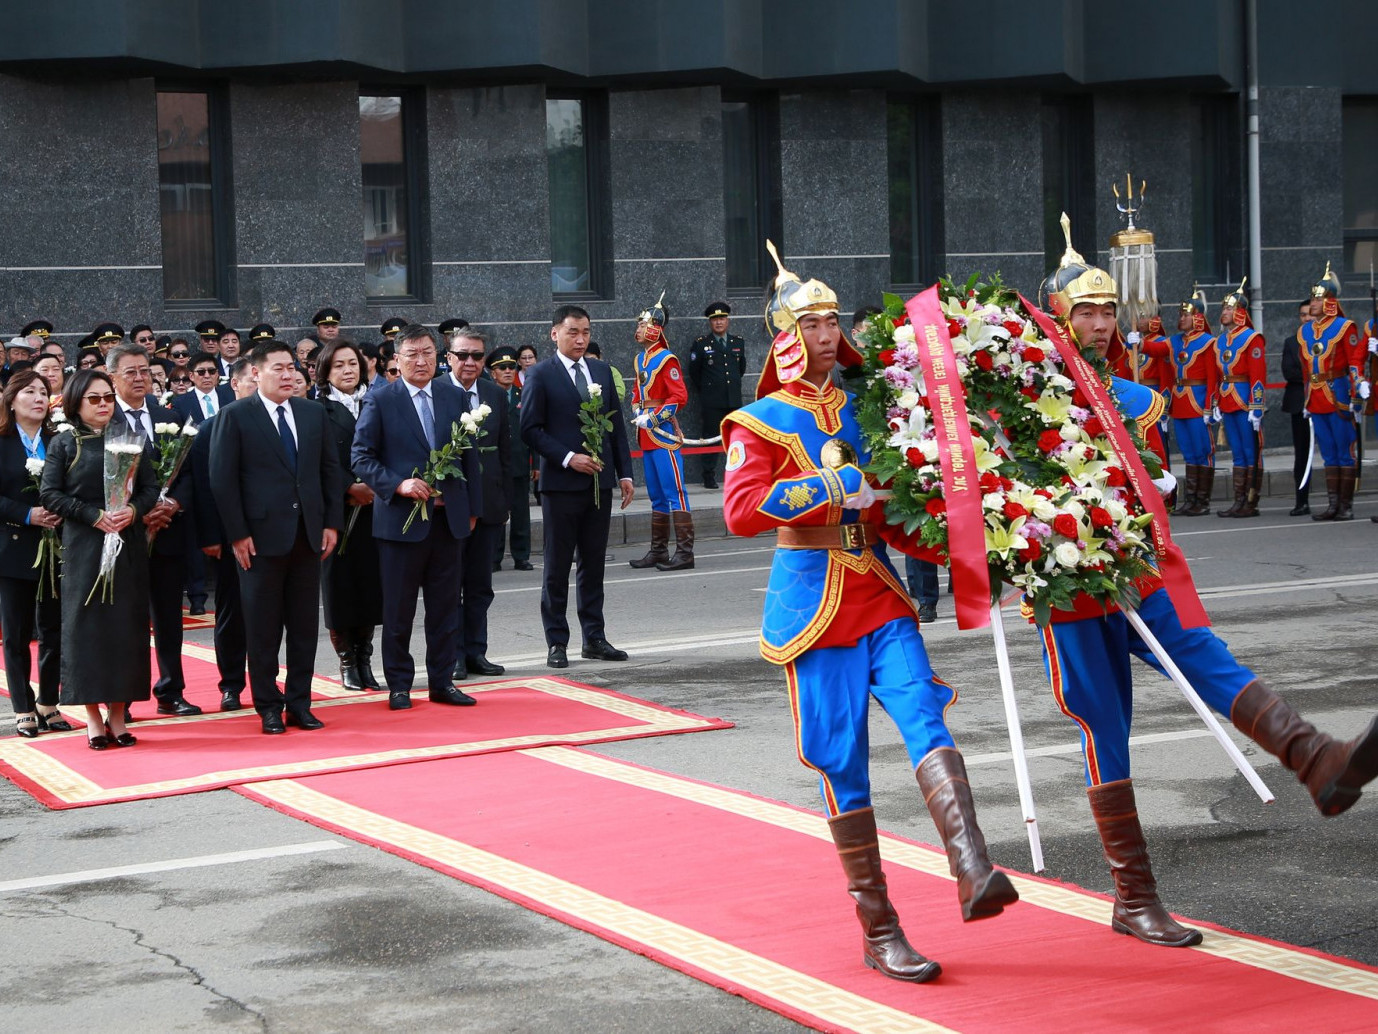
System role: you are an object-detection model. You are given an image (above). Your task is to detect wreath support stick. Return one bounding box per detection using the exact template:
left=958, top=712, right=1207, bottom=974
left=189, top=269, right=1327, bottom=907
left=1122, top=608, right=1274, bottom=803
left=988, top=600, right=1045, bottom=871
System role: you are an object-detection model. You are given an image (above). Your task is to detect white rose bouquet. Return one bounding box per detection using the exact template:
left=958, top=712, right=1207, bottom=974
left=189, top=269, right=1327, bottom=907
left=400, top=403, right=491, bottom=533
left=24, top=456, right=60, bottom=599
left=577, top=381, right=612, bottom=508
left=87, top=422, right=146, bottom=605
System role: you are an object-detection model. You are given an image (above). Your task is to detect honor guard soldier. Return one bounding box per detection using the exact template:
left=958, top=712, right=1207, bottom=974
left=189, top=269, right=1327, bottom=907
left=628, top=293, right=695, bottom=571
left=1301, top=262, right=1366, bottom=520
left=1129, top=313, right=1174, bottom=470
left=722, top=246, right=1017, bottom=983
left=1144, top=290, right=1217, bottom=515
left=1212, top=280, right=1267, bottom=517
left=312, top=308, right=342, bottom=344
left=688, top=301, right=747, bottom=488
left=380, top=317, right=407, bottom=342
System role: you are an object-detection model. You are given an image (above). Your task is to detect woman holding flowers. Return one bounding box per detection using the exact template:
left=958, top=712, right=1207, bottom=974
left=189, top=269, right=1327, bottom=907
left=0, top=371, right=66, bottom=738
left=40, top=368, right=158, bottom=749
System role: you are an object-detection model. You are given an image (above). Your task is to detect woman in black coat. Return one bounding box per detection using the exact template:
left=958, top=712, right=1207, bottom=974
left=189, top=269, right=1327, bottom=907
left=314, top=341, right=383, bottom=690
left=39, top=369, right=159, bottom=749
left=0, top=371, right=66, bottom=737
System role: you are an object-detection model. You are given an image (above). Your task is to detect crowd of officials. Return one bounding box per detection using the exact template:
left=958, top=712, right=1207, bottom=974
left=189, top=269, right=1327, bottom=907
left=1, top=303, right=750, bottom=744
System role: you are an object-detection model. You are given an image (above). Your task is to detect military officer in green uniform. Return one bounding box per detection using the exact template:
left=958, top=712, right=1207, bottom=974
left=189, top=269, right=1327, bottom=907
left=688, top=301, right=747, bottom=488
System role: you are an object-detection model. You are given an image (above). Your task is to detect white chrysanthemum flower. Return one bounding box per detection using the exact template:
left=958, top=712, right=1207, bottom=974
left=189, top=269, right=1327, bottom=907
left=24, top=457, right=45, bottom=476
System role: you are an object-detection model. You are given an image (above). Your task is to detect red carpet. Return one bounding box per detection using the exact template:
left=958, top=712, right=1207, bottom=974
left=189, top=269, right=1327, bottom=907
left=0, top=679, right=730, bottom=809
left=238, top=748, right=1378, bottom=1034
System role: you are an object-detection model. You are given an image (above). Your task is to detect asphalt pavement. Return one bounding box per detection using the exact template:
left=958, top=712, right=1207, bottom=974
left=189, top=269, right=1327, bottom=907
left=3, top=495, right=1377, bottom=1032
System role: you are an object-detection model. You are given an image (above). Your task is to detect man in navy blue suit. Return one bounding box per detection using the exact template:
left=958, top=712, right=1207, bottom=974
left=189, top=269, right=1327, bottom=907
left=520, top=305, right=635, bottom=668
left=170, top=351, right=235, bottom=426
left=352, top=324, right=483, bottom=710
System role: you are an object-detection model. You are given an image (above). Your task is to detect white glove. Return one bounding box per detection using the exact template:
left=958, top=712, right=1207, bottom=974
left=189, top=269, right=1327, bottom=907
left=1209, top=405, right=1222, bottom=424
left=1360, top=380, right=1372, bottom=400
left=1248, top=411, right=1262, bottom=431
left=1126, top=331, right=1142, bottom=345
left=1151, top=470, right=1178, bottom=497
left=1302, top=407, right=1311, bottom=419
left=842, top=482, right=877, bottom=510
left=1368, top=337, right=1377, bottom=354
left=633, top=413, right=654, bottom=429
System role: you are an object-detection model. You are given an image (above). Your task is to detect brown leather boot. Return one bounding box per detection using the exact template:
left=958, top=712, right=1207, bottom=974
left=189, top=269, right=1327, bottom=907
left=1230, top=680, right=1378, bottom=816
left=1086, top=780, right=1202, bottom=947
left=329, top=629, right=364, bottom=691
left=655, top=510, right=696, bottom=571
left=827, top=808, right=942, bottom=983
left=1312, top=467, right=1341, bottom=520
left=629, top=512, right=670, bottom=568
left=916, top=748, right=1019, bottom=921
left=1172, top=465, right=1200, bottom=516
left=1334, top=466, right=1356, bottom=521
left=1216, top=467, right=1247, bottom=517
left=1183, top=465, right=1215, bottom=516
left=1234, top=465, right=1261, bottom=518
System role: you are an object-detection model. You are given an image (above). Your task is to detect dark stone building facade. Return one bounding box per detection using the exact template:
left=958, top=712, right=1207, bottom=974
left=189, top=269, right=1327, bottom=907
left=2, top=0, right=1377, bottom=448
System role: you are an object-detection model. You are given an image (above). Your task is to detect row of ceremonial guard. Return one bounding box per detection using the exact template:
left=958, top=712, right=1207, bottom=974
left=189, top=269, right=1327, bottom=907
left=1119, top=264, right=1368, bottom=522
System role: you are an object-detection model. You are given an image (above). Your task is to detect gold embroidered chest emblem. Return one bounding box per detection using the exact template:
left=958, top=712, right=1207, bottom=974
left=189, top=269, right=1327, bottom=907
left=782, top=484, right=817, bottom=511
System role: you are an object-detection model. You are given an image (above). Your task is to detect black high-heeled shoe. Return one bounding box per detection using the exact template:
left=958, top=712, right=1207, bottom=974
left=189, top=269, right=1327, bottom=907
left=87, top=731, right=110, bottom=750
left=15, top=715, right=39, bottom=739
left=105, top=723, right=136, bottom=748
left=37, top=709, right=74, bottom=733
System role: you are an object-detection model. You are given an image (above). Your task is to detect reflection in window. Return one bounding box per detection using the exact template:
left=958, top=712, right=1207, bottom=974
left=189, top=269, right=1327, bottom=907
left=547, top=97, right=594, bottom=295
left=1344, top=98, right=1378, bottom=275
left=157, top=90, right=228, bottom=304
left=887, top=97, right=945, bottom=287
left=361, top=94, right=412, bottom=299
left=722, top=94, right=782, bottom=290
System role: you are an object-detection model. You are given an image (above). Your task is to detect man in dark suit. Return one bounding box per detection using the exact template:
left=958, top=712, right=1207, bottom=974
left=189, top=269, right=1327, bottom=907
left=487, top=346, right=533, bottom=571
left=444, top=327, right=511, bottom=677
left=189, top=357, right=257, bottom=710
left=352, top=324, right=482, bottom=711
left=519, top=305, right=635, bottom=668
left=210, top=340, right=344, bottom=734
left=171, top=351, right=235, bottom=426
left=108, top=342, right=202, bottom=717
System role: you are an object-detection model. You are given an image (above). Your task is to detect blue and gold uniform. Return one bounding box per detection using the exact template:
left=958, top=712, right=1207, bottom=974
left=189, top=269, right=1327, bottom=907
left=1144, top=290, right=1217, bottom=514
left=627, top=294, right=696, bottom=571
left=1214, top=280, right=1267, bottom=518
left=1302, top=264, right=1365, bottom=520
left=721, top=245, right=1015, bottom=984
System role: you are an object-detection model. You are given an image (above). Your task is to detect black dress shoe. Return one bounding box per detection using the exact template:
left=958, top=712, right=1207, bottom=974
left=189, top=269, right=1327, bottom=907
left=285, top=709, right=325, bottom=730
left=450, top=660, right=469, bottom=680
left=220, top=692, right=242, bottom=712
left=492, top=561, right=503, bottom=572
left=389, top=691, right=413, bottom=711
left=260, top=712, right=286, bottom=735
left=581, top=639, right=628, bottom=661
left=703, top=476, right=718, bottom=489
left=514, top=561, right=534, bottom=571
left=547, top=644, right=568, bottom=669
left=466, top=656, right=506, bottom=676
left=157, top=698, right=204, bottom=717
left=916, top=603, right=938, bottom=624
left=86, top=733, right=110, bottom=750
left=1291, top=503, right=1311, bottom=516
left=112, top=731, right=137, bottom=747
left=189, top=603, right=207, bottom=616
left=429, top=685, right=478, bottom=706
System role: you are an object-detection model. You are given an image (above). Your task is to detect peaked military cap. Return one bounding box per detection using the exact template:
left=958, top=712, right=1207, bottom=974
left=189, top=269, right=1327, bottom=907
left=703, top=301, right=731, bottom=319
left=312, top=308, right=342, bottom=326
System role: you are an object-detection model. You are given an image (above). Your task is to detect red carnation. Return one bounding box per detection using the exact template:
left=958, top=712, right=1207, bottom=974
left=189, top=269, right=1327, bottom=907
left=1034, top=488, right=1053, bottom=499
left=1089, top=506, right=1113, bottom=529
left=1003, top=320, right=1024, bottom=337
left=1017, top=542, right=1042, bottom=563
left=1105, top=466, right=1127, bottom=487
left=979, top=471, right=1002, bottom=493
left=1023, top=346, right=1045, bottom=363
left=1052, top=514, right=1080, bottom=539
left=905, top=447, right=924, bottom=468
left=1020, top=386, right=1038, bottom=399
left=1003, top=501, right=1029, bottom=520
left=1038, top=429, right=1064, bottom=453
left=1071, top=387, right=1090, bottom=408
left=878, top=348, right=897, bottom=365
left=946, top=319, right=964, bottom=339
left=924, top=498, right=947, bottom=517
left=1082, top=415, right=1104, bottom=439
left=973, top=351, right=994, bottom=371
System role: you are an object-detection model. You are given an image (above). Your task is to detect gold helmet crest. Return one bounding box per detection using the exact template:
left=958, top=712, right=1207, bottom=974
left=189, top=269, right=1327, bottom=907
left=1039, top=213, right=1117, bottom=319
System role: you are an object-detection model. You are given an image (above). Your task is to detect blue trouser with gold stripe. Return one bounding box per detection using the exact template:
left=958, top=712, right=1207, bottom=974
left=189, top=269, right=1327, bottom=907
left=642, top=447, right=690, bottom=512
left=784, top=616, right=956, bottom=815
left=1038, top=588, right=1256, bottom=786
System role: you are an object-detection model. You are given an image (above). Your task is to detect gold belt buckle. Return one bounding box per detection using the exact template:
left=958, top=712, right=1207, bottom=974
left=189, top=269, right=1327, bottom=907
left=1310, top=374, right=1323, bottom=386
left=840, top=524, right=867, bottom=549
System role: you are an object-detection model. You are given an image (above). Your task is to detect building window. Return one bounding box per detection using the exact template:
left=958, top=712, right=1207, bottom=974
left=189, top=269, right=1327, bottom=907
left=360, top=91, right=428, bottom=302
left=546, top=93, right=611, bottom=298
left=1042, top=95, right=1096, bottom=270
left=1343, top=97, right=1378, bottom=276
left=722, top=92, right=783, bottom=291
left=156, top=88, right=234, bottom=306
left=887, top=96, right=945, bottom=288
left=1192, top=94, right=1243, bottom=283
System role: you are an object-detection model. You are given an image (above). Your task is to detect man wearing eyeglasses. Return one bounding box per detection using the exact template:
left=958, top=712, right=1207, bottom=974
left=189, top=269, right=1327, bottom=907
left=107, top=342, right=202, bottom=718
left=445, top=328, right=511, bottom=678
left=353, top=324, right=482, bottom=712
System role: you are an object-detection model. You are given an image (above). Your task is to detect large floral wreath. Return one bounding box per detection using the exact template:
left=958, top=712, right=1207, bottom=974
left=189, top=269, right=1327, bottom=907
left=849, top=275, right=1165, bottom=626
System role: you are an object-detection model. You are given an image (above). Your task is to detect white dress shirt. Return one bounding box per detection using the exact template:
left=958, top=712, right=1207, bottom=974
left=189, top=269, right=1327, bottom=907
left=258, top=391, right=297, bottom=447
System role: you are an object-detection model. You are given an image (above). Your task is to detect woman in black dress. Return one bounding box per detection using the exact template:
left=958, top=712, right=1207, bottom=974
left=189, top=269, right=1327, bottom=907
left=0, top=371, right=66, bottom=738
left=314, top=341, right=383, bottom=690
left=39, top=369, right=159, bottom=749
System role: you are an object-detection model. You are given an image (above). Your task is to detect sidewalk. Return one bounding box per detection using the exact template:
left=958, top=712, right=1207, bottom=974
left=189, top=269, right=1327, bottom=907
left=527, top=447, right=1376, bottom=548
